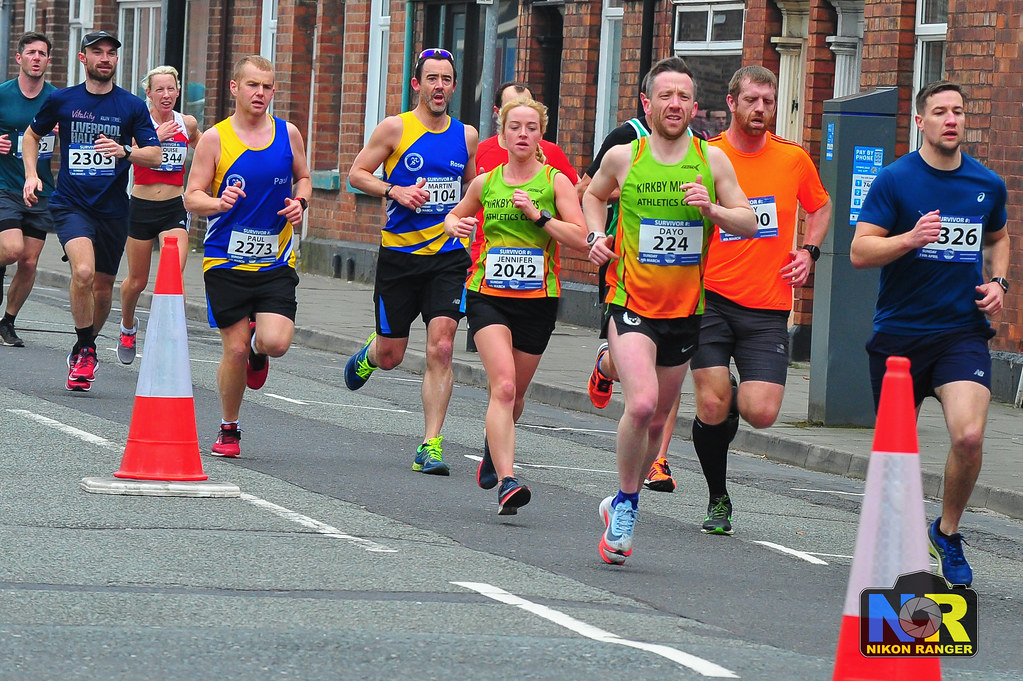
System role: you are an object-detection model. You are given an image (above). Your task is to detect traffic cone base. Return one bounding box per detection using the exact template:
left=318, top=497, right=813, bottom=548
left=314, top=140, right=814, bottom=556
left=80, top=477, right=240, bottom=497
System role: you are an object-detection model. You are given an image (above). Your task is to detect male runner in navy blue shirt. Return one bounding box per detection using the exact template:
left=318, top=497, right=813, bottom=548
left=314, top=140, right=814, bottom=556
left=22, top=30, right=160, bottom=391
left=852, top=80, right=1009, bottom=588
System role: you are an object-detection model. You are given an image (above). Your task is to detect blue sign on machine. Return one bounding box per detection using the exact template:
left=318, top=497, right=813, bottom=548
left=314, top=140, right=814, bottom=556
left=825, top=122, right=835, bottom=161
left=849, top=146, right=884, bottom=225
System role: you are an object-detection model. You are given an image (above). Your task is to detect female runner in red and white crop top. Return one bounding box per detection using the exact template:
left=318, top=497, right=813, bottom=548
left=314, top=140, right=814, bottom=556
left=117, top=65, right=201, bottom=364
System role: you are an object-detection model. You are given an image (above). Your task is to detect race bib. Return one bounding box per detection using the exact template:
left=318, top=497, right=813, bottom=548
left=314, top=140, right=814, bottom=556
left=16, top=133, right=55, bottom=160
left=638, top=218, right=704, bottom=265
left=484, top=247, right=544, bottom=290
left=719, top=195, right=779, bottom=242
left=228, top=228, right=279, bottom=264
left=158, top=141, right=187, bottom=171
left=917, top=216, right=983, bottom=263
left=68, top=143, right=115, bottom=177
left=418, top=177, right=461, bottom=214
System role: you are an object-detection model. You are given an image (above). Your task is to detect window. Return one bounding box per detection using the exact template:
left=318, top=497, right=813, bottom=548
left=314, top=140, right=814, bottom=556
left=117, top=0, right=163, bottom=98
left=673, top=1, right=743, bottom=55
left=68, top=0, right=94, bottom=83
left=183, top=0, right=211, bottom=128
left=912, top=0, right=947, bottom=149
left=363, top=0, right=391, bottom=145
left=594, top=0, right=624, bottom=151
left=24, top=0, right=37, bottom=31
left=261, top=0, right=277, bottom=62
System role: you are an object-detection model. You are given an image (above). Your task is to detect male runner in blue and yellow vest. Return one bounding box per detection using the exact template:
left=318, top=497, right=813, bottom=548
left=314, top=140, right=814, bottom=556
left=346, top=48, right=479, bottom=476
left=583, top=57, right=755, bottom=566
left=184, top=55, right=311, bottom=458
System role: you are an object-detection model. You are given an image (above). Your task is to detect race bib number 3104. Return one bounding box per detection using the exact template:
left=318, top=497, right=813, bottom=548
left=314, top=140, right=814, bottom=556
left=638, top=218, right=704, bottom=265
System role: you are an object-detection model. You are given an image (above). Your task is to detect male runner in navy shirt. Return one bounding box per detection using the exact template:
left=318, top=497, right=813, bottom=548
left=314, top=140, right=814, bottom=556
left=22, top=30, right=160, bottom=391
left=852, top=80, right=1009, bottom=588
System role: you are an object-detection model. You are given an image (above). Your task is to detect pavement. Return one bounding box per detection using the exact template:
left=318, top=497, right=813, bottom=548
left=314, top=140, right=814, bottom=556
left=23, top=239, right=1023, bottom=521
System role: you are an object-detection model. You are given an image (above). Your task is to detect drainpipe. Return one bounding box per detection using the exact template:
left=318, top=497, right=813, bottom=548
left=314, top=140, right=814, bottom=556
left=637, top=0, right=655, bottom=116
left=401, top=1, right=414, bottom=111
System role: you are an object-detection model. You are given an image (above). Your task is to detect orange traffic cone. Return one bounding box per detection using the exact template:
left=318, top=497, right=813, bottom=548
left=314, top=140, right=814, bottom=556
left=81, top=236, right=239, bottom=497
left=832, top=356, right=940, bottom=680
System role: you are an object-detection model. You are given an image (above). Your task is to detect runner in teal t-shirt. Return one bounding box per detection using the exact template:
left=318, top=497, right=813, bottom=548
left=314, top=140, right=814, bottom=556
left=0, top=32, right=58, bottom=347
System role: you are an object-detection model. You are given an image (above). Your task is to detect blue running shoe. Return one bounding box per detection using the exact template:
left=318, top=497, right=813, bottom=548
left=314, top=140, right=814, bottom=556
left=344, top=333, right=377, bottom=390
left=599, top=495, right=639, bottom=565
left=928, top=517, right=973, bottom=587
left=413, top=435, right=450, bottom=475
left=498, top=476, right=531, bottom=515
left=477, top=433, right=498, bottom=489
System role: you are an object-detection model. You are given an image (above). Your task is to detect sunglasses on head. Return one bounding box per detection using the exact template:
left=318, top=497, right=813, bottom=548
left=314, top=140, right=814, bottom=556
left=419, top=48, right=453, bottom=60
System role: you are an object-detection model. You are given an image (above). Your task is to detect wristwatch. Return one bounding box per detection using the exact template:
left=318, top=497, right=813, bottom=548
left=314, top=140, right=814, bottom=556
left=123, top=144, right=132, bottom=160
left=586, top=231, right=605, bottom=247
left=384, top=184, right=395, bottom=199
left=991, top=277, right=1009, bottom=293
left=297, top=197, right=308, bottom=210
left=801, top=244, right=821, bottom=262
left=534, top=209, right=553, bottom=228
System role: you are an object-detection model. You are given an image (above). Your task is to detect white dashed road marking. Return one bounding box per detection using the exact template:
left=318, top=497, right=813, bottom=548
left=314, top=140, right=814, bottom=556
left=752, top=540, right=828, bottom=565
left=452, top=581, right=739, bottom=678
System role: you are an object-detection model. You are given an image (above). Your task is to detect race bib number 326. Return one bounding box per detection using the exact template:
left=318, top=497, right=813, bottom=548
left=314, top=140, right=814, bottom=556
left=917, top=216, right=983, bottom=263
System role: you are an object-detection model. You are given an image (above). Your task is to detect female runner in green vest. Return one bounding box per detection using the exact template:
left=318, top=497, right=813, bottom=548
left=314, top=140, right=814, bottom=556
left=444, top=98, right=587, bottom=515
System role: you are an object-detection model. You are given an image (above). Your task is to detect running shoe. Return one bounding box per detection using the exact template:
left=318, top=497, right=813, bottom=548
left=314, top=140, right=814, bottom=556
left=413, top=435, right=450, bottom=475
left=702, top=493, right=734, bottom=535
left=117, top=323, right=137, bottom=365
left=65, top=364, right=90, bottom=392
left=928, top=517, right=973, bottom=587
left=498, top=476, right=531, bottom=515
left=0, top=319, right=24, bottom=347
left=477, top=433, right=498, bottom=490
left=211, top=423, right=242, bottom=457
left=587, top=342, right=613, bottom=409
left=344, top=332, right=377, bottom=391
left=245, top=321, right=269, bottom=390
left=70, top=347, right=98, bottom=382
left=644, top=457, right=677, bottom=493
left=599, top=495, right=638, bottom=565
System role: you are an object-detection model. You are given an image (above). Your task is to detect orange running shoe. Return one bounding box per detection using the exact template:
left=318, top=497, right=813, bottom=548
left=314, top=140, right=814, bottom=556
left=644, top=457, right=676, bottom=493
left=588, top=342, right=613, bottom=409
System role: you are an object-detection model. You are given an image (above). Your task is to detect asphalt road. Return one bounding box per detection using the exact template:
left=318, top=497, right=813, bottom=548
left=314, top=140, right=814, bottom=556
left=1, top=282, right=1022, bottom=680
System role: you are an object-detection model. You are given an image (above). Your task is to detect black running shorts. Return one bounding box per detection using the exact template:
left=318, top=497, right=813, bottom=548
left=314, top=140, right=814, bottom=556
left=373, top=246, right=469, bottom=338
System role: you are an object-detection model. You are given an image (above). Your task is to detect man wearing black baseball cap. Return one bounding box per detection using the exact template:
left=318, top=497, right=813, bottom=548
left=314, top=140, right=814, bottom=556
left=80, top=30, right=121, bottom=51
left=21, top=28, right=161, bottom=392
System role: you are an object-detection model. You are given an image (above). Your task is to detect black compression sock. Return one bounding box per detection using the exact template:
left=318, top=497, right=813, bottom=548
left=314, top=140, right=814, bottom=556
left=692, top=416, right=736, bottom=498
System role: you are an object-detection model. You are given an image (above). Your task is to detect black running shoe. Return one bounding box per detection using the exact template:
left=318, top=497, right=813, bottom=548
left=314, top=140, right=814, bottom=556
left=497, top=476, right=531, bottom=515
left=0, top=319, right=24, bottom=347
left=702, top=494, right=734, bottom=535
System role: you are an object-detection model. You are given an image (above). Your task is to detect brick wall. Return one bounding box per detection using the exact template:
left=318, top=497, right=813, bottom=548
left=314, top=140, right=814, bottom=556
left=954, top=0, right=1023, bottom=353
left=860, top=0, right=916, bottom=154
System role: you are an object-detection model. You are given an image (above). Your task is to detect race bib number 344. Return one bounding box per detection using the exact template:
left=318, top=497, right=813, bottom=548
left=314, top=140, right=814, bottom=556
left=68, top=143, right=115, bottom=177
left=638, top=218, right=704, bottom=265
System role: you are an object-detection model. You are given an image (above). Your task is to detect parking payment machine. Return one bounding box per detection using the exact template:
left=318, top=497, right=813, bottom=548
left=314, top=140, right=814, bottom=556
left=809, top=87, right=897, bottom=426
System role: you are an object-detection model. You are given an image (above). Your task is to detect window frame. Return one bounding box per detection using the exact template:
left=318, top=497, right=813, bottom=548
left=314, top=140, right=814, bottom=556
left=911, top=0, right=948, bottom=151
left=68, top=0, right=95, bottom=84
left=116, top=0, right=163, bottom=98
left=593, top=0, right=624, bottom=151
left=672, top=0, right=744, bottom=56
left=363, top=0, right=391, bottom=147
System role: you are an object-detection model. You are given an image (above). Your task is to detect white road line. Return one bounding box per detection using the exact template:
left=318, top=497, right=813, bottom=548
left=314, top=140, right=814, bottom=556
left=241, top=493, right=397, bottom=553
left=807, top=552, right=854, bottom=559
left=452, top=582, right=738, bottom=678
left=463, top=455, right=615, bottom=475
left=265, top=394, right=411, bottom=413
left=9, top=410, right=396, bottom=554
left=518, top=423, right=618, bottom=435
left=752, top=540, right=828, bottom=565
left=8, top=409, right=120, bottom=450
left=791, top=487, right=863, bottom=497
left=266, top=393, right=309, bottom=405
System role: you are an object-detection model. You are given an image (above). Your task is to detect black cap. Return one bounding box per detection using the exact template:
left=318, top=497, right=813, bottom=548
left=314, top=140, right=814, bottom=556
left=81, top=31, right=121, bottom=51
